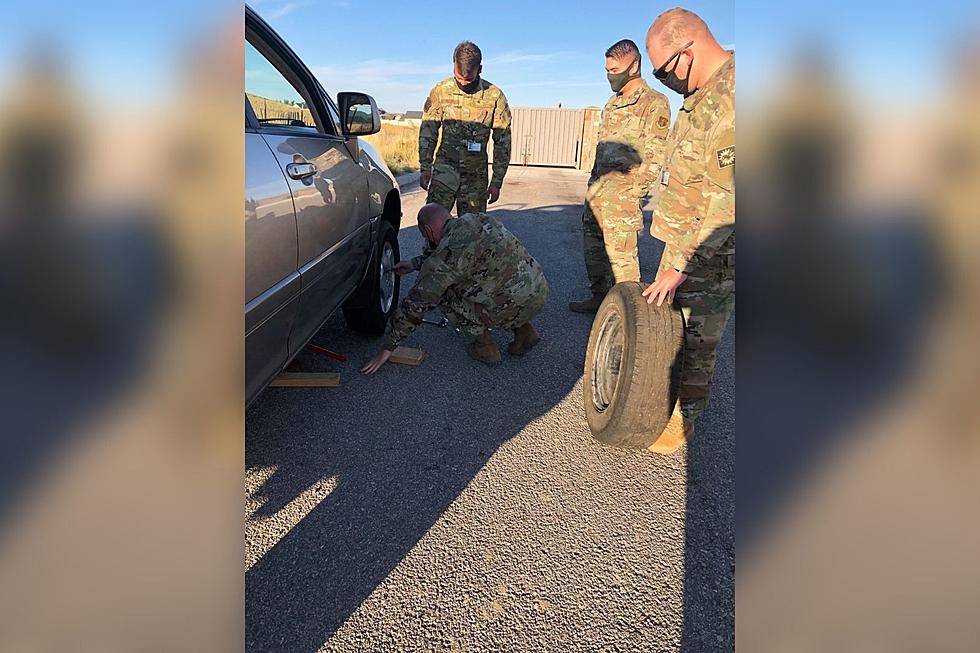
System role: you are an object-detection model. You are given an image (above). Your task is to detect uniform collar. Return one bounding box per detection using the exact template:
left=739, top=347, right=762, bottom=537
left=682, top=51, right=734, bottom=112
left=449, top=77, right=488, bottom=98
left=441, top=214, right=472, bottom=237
left=612, top=79, right=650, bottom=107
left=442, top=217, right=460, bottom=239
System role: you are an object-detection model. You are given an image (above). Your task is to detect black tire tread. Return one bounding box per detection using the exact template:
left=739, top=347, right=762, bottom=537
left=343, top=221, right=399, bottom=335
left=584, top=282, right=685, bottom=449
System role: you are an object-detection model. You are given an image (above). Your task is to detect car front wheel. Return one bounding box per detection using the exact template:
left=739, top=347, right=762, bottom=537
left=343, top=220, right=400, bottom=334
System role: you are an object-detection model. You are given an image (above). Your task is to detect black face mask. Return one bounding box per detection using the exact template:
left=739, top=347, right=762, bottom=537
left=607, top=59, right=641, bottom=93
left=456, top=76, right=481, bottom=94
left=655, top=41, right=695, bottom=97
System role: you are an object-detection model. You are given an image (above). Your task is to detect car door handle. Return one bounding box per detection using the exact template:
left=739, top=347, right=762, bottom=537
left=286, top=162, right=317, bottom=180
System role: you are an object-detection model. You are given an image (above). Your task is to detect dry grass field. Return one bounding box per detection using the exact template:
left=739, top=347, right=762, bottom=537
left=247, top=93, right=315, bottom=126
left=362, top=122, right=420, bottom=175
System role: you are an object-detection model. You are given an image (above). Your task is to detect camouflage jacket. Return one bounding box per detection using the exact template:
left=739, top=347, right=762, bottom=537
left=384, top=213, right=547, bottom=350
left=419, top=77, right=512, bottom=189
left=589, top=79, right=670, bottom=199
left=651, top=54, right=735, bottom=272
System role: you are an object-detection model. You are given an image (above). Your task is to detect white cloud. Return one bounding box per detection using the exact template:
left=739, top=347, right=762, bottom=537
left=499, top=79, right=605, bottom=89
left=311, top=59, right=448, bottom=111
left=485, top=51, right=578, bottom=66
left=256, top=1, right=307, bottom=19
left=313, top=59, right=446, bottom=81
left=308, top=54, right=601, bottom=112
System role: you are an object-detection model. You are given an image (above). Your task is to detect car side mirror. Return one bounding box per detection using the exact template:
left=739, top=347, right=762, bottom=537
left=337, top=91, right=381, bottom=136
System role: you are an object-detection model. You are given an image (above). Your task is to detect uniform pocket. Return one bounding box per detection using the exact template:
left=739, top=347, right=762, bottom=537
left=667, top=143, right=705, bottom=186
left=462, top=105, right=490, bottom=123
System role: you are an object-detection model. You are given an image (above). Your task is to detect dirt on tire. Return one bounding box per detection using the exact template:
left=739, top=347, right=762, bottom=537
left=583, top=281, right=685, bottom=449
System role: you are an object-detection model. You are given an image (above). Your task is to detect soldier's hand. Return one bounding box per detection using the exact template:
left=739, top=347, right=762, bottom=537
left=487, top=184, right=501, bottom=205
left=361, top=349, right=393, bottom=375
left=393, top=261, right=415, bottom=276
left=642, top=269, right=688, bottom=306
left=420, top=169, right=431, bottom=190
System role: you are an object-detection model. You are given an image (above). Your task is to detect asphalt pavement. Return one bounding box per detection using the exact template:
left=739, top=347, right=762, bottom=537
left=245, top=166, right=735, bottom=653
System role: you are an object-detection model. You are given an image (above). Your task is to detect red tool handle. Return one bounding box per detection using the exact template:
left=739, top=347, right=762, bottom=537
left=305, top=343, right=347, bottom=363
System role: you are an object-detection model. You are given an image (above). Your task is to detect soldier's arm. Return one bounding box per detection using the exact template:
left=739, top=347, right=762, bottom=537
left=418, top=87, right=443, bottom=173
left=383, top=246, right=464, bottom=351
left=664, top=120, right=735, bottom=272
left=410, top=240, right=436, bottom=271
left=635, top=96, right=671, bottom=198
left=490, top=91, right=512, bottom=188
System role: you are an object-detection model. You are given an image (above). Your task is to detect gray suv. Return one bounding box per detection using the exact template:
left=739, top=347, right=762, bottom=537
left=246, top=5, right=401, bottom=405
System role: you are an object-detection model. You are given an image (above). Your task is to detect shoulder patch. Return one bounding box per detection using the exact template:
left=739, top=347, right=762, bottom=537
left=658, top=115, right=669, bottom=129
left=717, top=145, right=735, bottom=168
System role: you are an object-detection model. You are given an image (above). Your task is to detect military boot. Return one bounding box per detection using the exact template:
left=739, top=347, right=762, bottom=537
left=647, top=409, right=693, bottom=454
left=507, top=322, right=541, bottom=356
left=467, top=330, right=501, bottom=364
left=568, top=293, right=605, bottom=314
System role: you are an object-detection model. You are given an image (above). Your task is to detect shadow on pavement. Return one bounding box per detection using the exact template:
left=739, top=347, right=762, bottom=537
left=245, top=205, right=587, bottom=651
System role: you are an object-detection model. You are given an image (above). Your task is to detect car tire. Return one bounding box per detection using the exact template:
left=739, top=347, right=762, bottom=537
left=583, top=281, right=686, bottom=449
left=343, top=220, right=400, bottom=334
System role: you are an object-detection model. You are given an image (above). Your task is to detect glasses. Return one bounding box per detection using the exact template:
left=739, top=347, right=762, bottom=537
left=654, top=40, right=694, bottom=79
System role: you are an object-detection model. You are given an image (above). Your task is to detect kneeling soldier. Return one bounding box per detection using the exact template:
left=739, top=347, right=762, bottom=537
left=361, top=204, right=549, bottom=374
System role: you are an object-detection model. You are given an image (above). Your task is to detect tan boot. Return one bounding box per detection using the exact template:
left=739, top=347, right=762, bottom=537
left=467, top=330, right=501, bottom=364
left=507, top=322, right=541, bottom=356
left=568, top=293, right=605, bottom=314
left=648, top=409, right=693, bottom=454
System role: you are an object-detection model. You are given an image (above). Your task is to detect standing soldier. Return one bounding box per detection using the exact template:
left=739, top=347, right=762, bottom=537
left=569, top=39, right=670, bottom=313
left=419, top=41, right=512, bottom=217
left=361, top=204, right=549, bottom=374
left=643, top=8, right=735, bottom=453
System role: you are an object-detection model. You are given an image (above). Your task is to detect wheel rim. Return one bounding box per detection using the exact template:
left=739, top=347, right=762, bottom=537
left=591, top=311, right=624, bottom=413
left=379, top=242, right=396, bottom=314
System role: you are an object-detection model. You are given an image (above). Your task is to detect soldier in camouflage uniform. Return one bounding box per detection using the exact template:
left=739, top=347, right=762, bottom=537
left=419, top=41, right=512, bottom=216
left=643, top=9, right=735, bottom=453
left=361, top=204, right=549, bottom=374
left=569, top=39, right=670, bottom=313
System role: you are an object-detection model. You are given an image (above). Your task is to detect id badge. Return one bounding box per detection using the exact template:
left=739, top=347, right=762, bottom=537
left=467, top=141, right=482, bottom=153
left=660, top=167, right=670, bottom=186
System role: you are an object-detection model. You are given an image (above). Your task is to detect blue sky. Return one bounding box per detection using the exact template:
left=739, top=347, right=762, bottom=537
left=734, top=1, right=980, bottom=108
left=2, top=1, right=978, bottom=114
left=250, top=0, right=735, bottom=113
left=0, top=1, right=234, bottom=100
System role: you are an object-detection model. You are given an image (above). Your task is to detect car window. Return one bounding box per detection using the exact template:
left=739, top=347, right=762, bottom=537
left=245, top=41, right=321, bottom=134
left=324, top=97, right=342, bottom=134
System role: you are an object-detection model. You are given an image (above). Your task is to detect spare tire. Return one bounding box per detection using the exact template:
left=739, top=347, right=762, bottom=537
left=584, top=281, right=685, bottom=449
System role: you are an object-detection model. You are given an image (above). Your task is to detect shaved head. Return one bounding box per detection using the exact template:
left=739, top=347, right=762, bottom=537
left=417, top=203, right=452, bottom=244
left=647, top=7, right=714, bottom=52
left=418, top=202, right=450, bottom=227
left=646, top=7, right=729, bottom=95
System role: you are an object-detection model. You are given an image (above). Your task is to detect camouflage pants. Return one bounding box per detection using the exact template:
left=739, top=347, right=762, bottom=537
left=439, top=285, right=549, bottom=340
left=427, top=178, right=488, bottom=216
left=582, top=202, right=641, bottom=295
left=660, top=254, right=735, bottom=420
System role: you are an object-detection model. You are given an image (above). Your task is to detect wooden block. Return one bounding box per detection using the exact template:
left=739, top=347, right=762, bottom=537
left=270, top=372, right=340, bottom=387
left=389, top=346, right=426, bottom=366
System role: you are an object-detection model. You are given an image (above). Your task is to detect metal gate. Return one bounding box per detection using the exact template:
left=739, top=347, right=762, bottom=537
left=508, top=107, right=585, bottom=168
